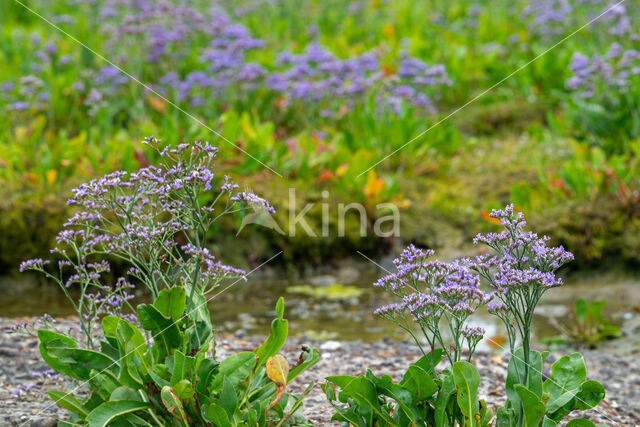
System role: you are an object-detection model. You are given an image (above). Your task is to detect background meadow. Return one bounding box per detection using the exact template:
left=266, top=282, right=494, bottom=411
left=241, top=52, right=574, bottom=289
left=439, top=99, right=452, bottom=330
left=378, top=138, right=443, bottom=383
left=0, top=0, right=639, bottom=341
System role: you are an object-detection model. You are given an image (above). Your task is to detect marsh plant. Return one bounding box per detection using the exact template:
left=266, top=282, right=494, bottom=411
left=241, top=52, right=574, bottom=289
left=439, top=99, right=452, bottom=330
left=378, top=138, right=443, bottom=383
left=325, top=205, right=605, bottom=427
left=19, top=138, right=319, bottom=426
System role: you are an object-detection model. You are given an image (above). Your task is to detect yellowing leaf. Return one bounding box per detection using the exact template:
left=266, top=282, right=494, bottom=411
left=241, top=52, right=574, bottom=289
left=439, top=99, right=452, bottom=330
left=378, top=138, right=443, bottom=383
left=335, top=163, right=349, bottom=177
left=146, top=95, right=166, bottom=113
left=266, top=354, right=289, bottom=385
left=317, top=169, right=333, bottom=183
left=46, top=169, right=58, bottom=185
left=241, top=120, right=257, bottom=140
left=481, top=211, right=501, bottom=225
left=364, top=170, right=385, bottom=201
left=383, top=23, right=395, bottom=38
left=15, top=126, right=27, bottom=143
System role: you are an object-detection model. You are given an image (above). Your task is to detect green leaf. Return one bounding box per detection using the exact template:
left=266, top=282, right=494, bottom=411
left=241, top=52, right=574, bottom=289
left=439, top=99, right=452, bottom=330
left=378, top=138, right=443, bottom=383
left=204, top=403, right=232, bottom=427
left=110, top=386, right=141, bottom=402
left=89, top=370, right=120, bottom=400
left=161, top=386, right=188, bottom=425
left=210, top=351, right=256, bottom=391
left=496, top=407, right=517, bottom=427
left=541, top=416, right=558, bottom=427
left=173, top=379, right=194, bottom=400
left=137, top=303, right=183, bottom=361
left=566, top=419, right=596, bottom=427
left=574, top=299, right=588, bottom=325
left=196, top=359, right=219, bottom=401
left=435, top=370, right=457, bottom=427
left=452, top=361, right=480, bottom=422
left=505, top=348, right=543, bottom=415
left=154, top=287, right=186, bottom=321
left=368, top=372, right=419, bottom=423
left=327, top=375, right=395, bottom=424
left=220, top=376, right=238, bottom=420
left=115, top=320, right=149, bottom=387
left=411, top=349, right=445, bottom=377
left=85, top=400, right=151, bottom=427
left=37, top=330, right=81, bottom=379
left=543, top=353, right=587, bottom=413
left=400, top=364, right=438, bottom=403
left=254, top=297, right=288, bottom=370
left=514, top=385, right=545, bottom=427
left=170, top=350, right=195, bottom=386
left=47, top=390, right=89, bottom=418
left=149, top=364, right=171, bottom=389
left=574, top=380, right=605, bottom=410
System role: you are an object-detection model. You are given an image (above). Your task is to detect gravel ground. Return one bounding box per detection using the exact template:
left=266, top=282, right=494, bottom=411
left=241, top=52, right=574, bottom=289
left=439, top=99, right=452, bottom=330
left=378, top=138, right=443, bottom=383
left=1, top=317, right=638, bottom=426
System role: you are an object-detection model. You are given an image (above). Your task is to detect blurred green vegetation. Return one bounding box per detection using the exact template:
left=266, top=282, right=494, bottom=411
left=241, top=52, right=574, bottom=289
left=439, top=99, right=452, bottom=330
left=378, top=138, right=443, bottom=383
left=0, top=0, right=638, bottom=272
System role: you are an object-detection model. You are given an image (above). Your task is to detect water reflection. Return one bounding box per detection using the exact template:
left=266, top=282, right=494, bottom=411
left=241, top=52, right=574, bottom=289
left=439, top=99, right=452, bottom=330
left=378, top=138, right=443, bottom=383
left=2, top=265, right=637, bottom=348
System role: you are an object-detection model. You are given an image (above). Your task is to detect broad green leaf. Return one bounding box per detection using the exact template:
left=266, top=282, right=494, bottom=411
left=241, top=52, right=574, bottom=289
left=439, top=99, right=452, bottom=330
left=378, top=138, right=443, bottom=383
left=220, top=376, right=238, bottom=420
left=254, top=297, right=288, bottom=369
left=210, top=352, right=256, bottom=391
left=115, top=320, right=149, bottom=387
left=514, top=385, right=545, bottom=427
left=85, top=400, right=151, bottom=427
left=574, top=299, right=588, bottom=325
left=149, top=364, right=171, bottom=388
left=506, top=348, right=543, bottom=416
left=47, top=390, right=89, bottom=418
left=400, top=364, right=438, bottom=403
left=327, top=375, right=395, bottom=424
left=435, top=370, right=457, bottom=427
left=154, top=287, right=186, bottom=321
left=410, top=349, right=445, bottom=377
left=37, top=330, right=81, bottom=379
left=196, top=359, right=219, bottom=400
left=496, top=407, right=517, bottom=427
left=137, top=303, right=183, bottom=361
left=566, top=419, right=596, bottom=427
left=89, top=370, right=120, bottom=400
left=543, top=353, right=587, bottom=413
left=368, top=372, right=419, bottom=423
left=173, top=379, right=194, bottom=400
left=574, top=380, right=605, bottom=410
left=204, top=403, right=232, bottom=427
left=110, top=386, right=141, bottom=402
left=452, top=361, right=480, bottom=422
left=170, top=350, right=195, bottom=386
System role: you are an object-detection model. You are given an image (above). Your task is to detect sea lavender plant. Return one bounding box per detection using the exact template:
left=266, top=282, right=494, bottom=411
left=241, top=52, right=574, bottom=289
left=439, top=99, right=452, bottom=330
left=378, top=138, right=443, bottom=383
left=20, top=137, right=272, bottom=348
left=373, top=244, right=492, bottom=364
left=464, top=205, right=573, bottom=377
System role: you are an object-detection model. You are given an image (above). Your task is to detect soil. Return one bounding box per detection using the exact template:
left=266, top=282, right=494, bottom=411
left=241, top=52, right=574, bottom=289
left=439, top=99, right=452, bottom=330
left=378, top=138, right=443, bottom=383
left=1, top=317, right=638, bottom=426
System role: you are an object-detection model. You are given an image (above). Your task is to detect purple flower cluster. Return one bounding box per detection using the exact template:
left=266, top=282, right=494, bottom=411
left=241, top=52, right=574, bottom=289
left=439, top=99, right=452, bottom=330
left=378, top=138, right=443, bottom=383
left=466, top=204, right=574, bottom=356
left=522, top=0, right=636, bottom=38
left=373, top=244, right=490, bottom=362
left=20, top=138, right=262, bottom=346
left=466, top=204, right=573, bottom=294
left=566, top=43, right=640, bottom=98
left=3, top=1, right=452, bottom=118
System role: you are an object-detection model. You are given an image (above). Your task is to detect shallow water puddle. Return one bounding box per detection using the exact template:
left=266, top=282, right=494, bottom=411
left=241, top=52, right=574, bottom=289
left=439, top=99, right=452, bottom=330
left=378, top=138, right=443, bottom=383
left=2, top=266, right=638, bottom=349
